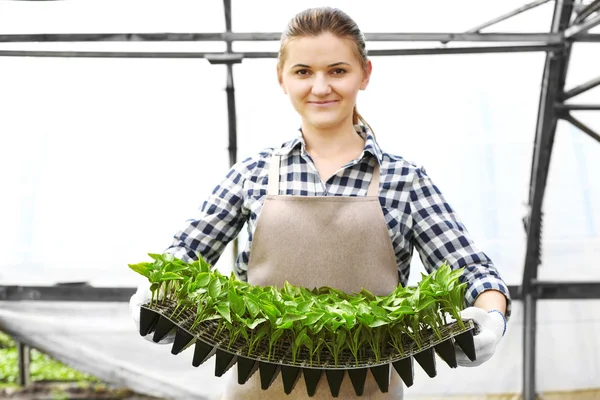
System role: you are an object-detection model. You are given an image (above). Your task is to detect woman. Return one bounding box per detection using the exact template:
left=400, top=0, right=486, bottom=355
left=130, top=7, right=511, bottom=400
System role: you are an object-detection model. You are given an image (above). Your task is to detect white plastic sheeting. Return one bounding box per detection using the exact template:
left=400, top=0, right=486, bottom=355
left=1, top=0, right=599, bottom=397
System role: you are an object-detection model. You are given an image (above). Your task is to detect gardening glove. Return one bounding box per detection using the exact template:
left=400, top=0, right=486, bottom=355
left=129, top=280, right=175, bottom=345
left=455, top=307, right=506, bottom=367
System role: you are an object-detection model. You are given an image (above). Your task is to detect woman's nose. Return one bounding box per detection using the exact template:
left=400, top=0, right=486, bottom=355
left=311, top=74, right=332, bottom=96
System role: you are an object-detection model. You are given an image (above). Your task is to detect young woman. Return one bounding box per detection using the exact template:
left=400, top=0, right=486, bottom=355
left=131, top=7, right=511, bottom=400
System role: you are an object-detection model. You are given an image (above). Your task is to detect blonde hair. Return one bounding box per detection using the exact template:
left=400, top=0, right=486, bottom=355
left=277, top=7, right=373, bottom=133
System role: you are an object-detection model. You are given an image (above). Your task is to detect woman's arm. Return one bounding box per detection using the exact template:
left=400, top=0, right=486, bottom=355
left=408, top=165, right=512, bottom=319
left=474, top=289, right=507, bottom=315
left=164, top=157, right=254, bottom=266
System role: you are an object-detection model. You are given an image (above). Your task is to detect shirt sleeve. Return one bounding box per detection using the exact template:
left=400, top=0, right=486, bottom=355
left=164, top=159, right=251, bottom=267
left=408, top=165, right=512, bottom=319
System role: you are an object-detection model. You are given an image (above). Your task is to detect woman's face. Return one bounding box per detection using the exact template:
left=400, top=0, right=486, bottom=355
left=278, top=32, right=372, bottom=132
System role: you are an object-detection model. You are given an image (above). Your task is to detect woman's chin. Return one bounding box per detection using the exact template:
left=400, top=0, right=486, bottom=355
left=303, top=116, right=347, bottom=131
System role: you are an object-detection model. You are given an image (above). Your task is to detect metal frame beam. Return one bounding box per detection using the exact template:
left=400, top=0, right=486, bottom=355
left=565, top=13, right=600, bottom=38
left=555, top=103, right=600, bottom=110
left=561, top=75, right=600, bottom=100
left=559, top=112, right=600, bottom=142
left=0, top=45, right=561, bottom=59
left=573, top=0, right=600, bottom=24
left=522, top=1, right=574, bottom=398
left=0, top=32, right=565, bottom=43
left=466, top=0, right=552, bottom=33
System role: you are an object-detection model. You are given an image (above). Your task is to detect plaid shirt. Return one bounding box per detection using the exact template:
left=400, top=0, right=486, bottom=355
left=167, top=126, right=512, bottom=317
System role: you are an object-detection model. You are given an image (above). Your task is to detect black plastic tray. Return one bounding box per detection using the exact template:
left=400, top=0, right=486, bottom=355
left=140, top=302, right=476, bottom=397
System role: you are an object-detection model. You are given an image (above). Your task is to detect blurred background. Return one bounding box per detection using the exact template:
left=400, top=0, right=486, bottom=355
left=1, top=0, right=599, bottom=399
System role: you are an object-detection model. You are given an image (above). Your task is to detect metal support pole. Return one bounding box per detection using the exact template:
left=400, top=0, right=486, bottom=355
left=523, top=293, right=537, bottom=400
left=17, top=341, right=31, bottom=387
left=222, top=0, right=239, bottom=266
left=522, top=0, right=573, bottom=398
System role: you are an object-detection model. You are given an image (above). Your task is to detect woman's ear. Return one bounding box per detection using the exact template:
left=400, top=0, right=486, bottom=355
left=278, top=67, right=288, bottom=94
left=360, top=60, right=373, bottom=91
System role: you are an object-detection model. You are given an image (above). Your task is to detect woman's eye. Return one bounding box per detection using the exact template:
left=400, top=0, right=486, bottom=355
left=331, top=68, right=347, bottom=75
left=295, top=69, right=310, bottom=76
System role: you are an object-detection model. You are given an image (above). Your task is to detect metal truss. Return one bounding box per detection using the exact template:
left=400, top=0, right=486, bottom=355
left=1, top=1, right=600, bottom=399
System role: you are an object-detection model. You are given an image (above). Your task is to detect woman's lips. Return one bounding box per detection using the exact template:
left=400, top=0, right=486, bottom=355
left=308, top=100, right=338, bottom=107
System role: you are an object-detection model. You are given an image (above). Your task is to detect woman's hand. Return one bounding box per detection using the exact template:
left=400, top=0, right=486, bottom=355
left=128, top=281, right=175, bottom=345
left=455, top=307, right=506, bottom=367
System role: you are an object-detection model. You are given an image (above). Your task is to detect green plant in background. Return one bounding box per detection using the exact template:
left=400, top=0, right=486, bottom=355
left=129, top=253, right=468, bottom=366
left=0, top=332, right=99, bottom=385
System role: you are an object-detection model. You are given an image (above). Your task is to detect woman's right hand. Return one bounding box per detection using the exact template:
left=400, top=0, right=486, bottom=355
left=128, top=280, right=175, bottom=345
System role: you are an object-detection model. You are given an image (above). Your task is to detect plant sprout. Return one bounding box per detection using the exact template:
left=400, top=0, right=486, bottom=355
left=129, top=253, right=469, bottom=366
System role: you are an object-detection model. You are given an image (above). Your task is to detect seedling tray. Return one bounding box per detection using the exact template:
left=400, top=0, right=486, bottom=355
left=140, top=301, right=476, bottom=397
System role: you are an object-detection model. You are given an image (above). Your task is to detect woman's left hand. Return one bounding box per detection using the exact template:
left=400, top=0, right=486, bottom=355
left=455, top=307, right=506, bottom=367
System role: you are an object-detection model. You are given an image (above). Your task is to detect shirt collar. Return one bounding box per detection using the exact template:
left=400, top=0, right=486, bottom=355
left=276, top=125, right=383, bottom=166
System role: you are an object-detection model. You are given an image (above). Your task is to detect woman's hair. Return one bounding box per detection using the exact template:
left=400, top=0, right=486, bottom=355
left=277, top=7, right=373, bottom=133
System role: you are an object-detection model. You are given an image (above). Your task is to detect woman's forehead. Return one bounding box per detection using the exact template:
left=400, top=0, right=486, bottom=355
left=283, top=33, right=359, bottom=67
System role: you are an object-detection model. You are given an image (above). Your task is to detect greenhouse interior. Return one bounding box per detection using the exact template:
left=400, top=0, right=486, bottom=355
left=1, top=0, right=599, bottom=399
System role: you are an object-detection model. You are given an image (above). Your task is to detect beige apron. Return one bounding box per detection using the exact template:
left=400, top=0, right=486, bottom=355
left=221, top=154, right=404, bottom=399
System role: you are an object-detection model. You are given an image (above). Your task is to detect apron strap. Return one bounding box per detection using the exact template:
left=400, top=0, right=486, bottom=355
left=267, top=154, right=281, bottom=196
left=367, top=163, right=380, bottom=197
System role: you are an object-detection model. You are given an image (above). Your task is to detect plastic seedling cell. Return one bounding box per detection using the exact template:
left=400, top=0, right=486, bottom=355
left=152, top=316, right=176, bottom=343
left=434, top=338, right=457, bottom=368
left=215, top=349, right=237, bottom=377
left=454, top=329, right=476, bottom=362
left=237, top=356, right=259, bottom=385
left=258, top=362, right=281, bottom=390
left=281, top=366, right=302, bottom=394
left=325, top=369, right=345, bottom=397
left=139, top=306, right=159, bottom=336
left=392, top=357, right=414, bottom=387
left=370, top=364, right=390, bottom=393
left=413, top=347, right=437, bottom=378
left=192, top=340, right=216, bottom=367
left=347, top=368, right=368, bottom=396
left=171, top=328, right=195, bottom=355
left=303, top=368, right=323, bottom=397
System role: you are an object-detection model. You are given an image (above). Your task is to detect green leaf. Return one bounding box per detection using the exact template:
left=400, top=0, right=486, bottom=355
left=359, top=288, right=376, bottom=301
left=147, top=253, right=164, bottom=262
left=160, top=272, right=183, bottom=281
left=304, top=311, right=325, bottom=325
left=208, top=277, right=222, bottom=299
left=246, top=317, right=266, bottom=330
left=196, top=272, right=211, bottom=287
left=229, top=289, right=245, bottom=316
left=244, top=296, right=260, bottom=319
left=216, top=303, right=231, bottom=323
left=369, top=319, right=388, bottom=328
left=128, top=262, right=152, bottom=278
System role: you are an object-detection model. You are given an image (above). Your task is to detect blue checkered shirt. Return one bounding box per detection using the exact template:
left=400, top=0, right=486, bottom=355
left=166, top=126, right=512, bottom=317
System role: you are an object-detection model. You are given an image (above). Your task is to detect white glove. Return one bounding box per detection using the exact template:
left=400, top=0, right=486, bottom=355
left=455, top=307, right=506, bottom=367
left=129, top=280, right=175, bottom=345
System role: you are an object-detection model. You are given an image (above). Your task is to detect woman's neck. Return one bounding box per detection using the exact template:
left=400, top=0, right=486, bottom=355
left=301, top=121, right=364, bottom=160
